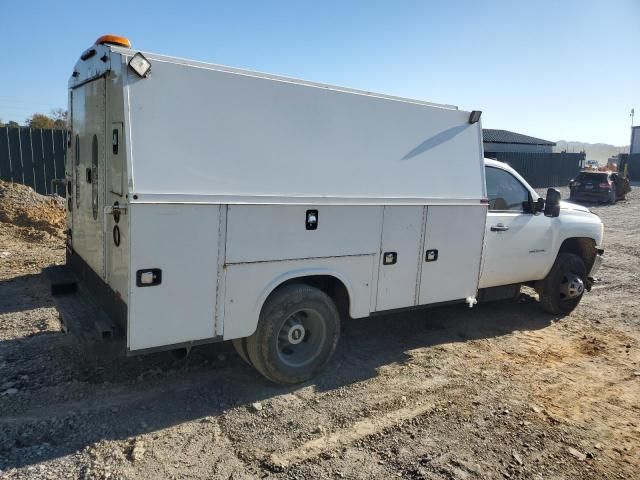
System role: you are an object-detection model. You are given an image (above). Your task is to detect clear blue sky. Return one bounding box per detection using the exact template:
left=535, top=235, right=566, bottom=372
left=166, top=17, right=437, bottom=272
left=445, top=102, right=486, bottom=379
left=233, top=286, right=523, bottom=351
left=1, top=0, right=638, bottom=145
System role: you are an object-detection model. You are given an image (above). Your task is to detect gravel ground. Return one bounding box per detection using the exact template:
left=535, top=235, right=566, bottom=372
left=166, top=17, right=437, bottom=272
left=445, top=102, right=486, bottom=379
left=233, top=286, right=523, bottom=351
left=0, top=185, right=638, bottom=479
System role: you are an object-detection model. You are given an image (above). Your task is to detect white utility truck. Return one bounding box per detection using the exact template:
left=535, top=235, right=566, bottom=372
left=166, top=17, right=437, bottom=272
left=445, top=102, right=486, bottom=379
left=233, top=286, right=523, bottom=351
left=50, top=35, right=604, bottom=384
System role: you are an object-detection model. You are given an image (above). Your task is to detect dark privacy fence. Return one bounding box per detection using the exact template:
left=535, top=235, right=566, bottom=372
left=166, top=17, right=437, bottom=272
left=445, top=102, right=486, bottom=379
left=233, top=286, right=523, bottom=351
left=484, top=151, right=585, bottom=188
left=619, top=154, right=640, bottom=181
left=0, top=127, right=67, bottom=196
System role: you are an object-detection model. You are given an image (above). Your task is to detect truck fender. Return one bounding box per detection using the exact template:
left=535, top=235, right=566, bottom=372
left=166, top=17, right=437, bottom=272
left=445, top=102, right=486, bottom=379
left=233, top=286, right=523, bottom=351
left=253, top=267, right=356, bottom=329
left=544, top=236, right=599, bottom=280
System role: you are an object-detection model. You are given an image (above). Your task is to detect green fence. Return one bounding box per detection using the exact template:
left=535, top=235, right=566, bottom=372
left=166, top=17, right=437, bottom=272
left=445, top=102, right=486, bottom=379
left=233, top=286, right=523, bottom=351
left=484, top=151, right=585, bottom=188
left=0, top=127, right=67, bottom=196
left=620, top=154, right=640, bottom=181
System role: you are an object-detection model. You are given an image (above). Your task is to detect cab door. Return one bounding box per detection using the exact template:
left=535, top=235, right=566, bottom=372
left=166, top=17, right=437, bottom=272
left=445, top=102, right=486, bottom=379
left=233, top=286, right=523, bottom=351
left=479, top=166, right=554, bottom=288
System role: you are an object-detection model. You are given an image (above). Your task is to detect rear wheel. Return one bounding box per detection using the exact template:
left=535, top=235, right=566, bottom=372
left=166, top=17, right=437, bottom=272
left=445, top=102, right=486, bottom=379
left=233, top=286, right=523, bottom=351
left=538, top=253, right=587, bottom=315
left=232, top=337, right=252, bottom=366
left=245, top=284, right=341, bottom=385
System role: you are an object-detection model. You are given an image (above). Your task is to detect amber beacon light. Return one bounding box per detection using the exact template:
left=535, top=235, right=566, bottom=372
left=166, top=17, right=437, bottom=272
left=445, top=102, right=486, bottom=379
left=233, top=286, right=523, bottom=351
left=95, top=34, right=131, bottom=48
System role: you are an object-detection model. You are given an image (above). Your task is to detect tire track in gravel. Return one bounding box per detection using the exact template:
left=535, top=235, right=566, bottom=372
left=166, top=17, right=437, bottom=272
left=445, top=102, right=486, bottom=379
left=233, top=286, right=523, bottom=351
left=268, top=399, right=437, bottom=468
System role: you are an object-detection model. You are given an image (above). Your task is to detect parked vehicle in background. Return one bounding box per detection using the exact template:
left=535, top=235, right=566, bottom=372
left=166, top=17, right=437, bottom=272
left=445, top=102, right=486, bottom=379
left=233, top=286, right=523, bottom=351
left=584, top=159, right=599, bottom=170
left=569, top=171, right=631, bottom=204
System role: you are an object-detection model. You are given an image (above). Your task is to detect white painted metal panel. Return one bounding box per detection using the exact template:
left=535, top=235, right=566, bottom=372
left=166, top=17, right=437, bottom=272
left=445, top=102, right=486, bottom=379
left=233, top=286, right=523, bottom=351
left=375, top=206, right=424, bottom=311
left=128, top=204, right=220, bottom=351
left=418, top=206, right=486, bottom=305
left=70, top=78, right=106, bottom=278
left=479, top=211, right=554, bottom=288
left=223, top=255, right=374, bottom=340
left=104, top=205, right=128, bottom=299
left=104, top=63, right=130, bottom=302
left=124, top=54, right=485, bottom=203
left=226, top=205, right=382, bottom=264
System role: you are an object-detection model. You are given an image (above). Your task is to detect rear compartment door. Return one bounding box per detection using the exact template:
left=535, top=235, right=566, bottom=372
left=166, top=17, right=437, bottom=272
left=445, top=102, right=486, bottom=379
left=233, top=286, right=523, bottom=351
left=70, top=77, right=106, bottom=278
left=104, top=122, right=127, bottom=296
left=375, top=206, right=424, bottom=311
left=127, top=204, right=221, bottom=351
left=418, top=206, right=486, bottom=305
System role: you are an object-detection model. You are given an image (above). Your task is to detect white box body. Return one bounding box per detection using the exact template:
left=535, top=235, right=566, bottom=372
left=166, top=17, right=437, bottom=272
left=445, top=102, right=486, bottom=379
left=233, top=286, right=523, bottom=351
left=66, top=43, right=488, bottom=353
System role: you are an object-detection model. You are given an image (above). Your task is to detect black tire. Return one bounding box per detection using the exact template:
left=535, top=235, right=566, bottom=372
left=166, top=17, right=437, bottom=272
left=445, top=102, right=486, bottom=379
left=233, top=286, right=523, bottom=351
left=232, top=337, right=253, bottom=366
left=245, top=283, right=340, bottom=385
left=538, top=253, right=587, bottom=315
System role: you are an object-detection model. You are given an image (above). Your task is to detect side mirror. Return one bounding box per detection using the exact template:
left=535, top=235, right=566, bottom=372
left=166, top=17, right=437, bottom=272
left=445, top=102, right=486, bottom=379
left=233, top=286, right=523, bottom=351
left=534, top=197, right=545, bottom=214
left=544, top=188, right=561, bottom=218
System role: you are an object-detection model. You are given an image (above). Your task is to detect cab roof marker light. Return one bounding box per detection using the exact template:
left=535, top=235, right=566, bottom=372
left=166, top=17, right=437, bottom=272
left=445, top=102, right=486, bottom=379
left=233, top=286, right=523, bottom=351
left=468, top=110, right=482, bottom=124
left=129, top=52, right=152, bottom=78
left=96, top=34, right=131, bottom=48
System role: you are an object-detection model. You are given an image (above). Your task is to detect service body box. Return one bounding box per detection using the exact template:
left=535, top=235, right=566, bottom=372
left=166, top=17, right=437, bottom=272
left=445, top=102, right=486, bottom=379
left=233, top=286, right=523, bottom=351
left=66, top=42, right=487, bottom=353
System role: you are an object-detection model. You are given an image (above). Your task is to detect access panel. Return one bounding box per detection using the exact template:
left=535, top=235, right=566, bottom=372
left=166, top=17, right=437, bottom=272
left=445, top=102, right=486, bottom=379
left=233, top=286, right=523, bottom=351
left=128, top=204, right=221, bottom=351
left=418, top=205, right=487, bottom=305
left=375, top=206, right=425, bottom=311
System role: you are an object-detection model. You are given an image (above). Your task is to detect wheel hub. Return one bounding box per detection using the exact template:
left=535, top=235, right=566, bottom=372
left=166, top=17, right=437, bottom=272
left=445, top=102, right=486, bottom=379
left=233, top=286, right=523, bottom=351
left=276, top=309, right=326, bottom=368
left=287, top=324, right=306, bottom=345
left=560, top=273, right=584, bottom=299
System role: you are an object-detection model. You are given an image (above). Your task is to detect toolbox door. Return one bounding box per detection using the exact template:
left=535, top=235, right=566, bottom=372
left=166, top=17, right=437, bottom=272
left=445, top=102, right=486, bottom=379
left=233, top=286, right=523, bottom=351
left=104, top=122, right=128, bottom=296
left=418, top=206, right=486, bottom=305
left=70, top=77, right=107, bottom=278
left=375, top=206, right=424, bottom=311
left=127, top=204, right=221, bottom=351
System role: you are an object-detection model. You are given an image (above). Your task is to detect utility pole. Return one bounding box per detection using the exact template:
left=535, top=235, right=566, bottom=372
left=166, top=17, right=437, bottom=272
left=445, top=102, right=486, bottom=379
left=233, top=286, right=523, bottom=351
left=631, top=108, right=635, bottom=127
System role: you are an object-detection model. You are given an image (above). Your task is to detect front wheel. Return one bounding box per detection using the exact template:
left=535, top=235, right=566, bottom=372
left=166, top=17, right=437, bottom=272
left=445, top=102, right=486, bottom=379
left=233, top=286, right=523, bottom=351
left=537, top=253, right=587, bottom=315
left=245, top=283, right=341, bottom=385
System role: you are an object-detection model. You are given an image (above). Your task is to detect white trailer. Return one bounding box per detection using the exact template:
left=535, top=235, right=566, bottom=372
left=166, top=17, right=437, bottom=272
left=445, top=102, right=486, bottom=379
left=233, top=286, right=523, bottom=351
left=53, top=36, right=605, bottom=384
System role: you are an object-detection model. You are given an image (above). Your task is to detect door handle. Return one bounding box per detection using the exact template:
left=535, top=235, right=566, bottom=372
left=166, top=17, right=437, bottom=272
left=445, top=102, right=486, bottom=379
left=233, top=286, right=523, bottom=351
left=491, top=223, right=509, bottom=232
left=104, top=205, right=127, bottom=216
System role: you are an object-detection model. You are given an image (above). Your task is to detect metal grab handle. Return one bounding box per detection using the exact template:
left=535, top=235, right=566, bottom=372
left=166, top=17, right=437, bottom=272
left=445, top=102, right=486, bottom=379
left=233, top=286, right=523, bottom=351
left=490, top=223, right=509, bottom=232
left=104, top=205, right=128, bottom=216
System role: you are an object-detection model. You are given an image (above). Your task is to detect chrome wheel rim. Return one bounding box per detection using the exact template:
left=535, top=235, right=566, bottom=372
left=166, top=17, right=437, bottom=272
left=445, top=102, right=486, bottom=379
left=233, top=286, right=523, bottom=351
left=276, top=309, right=326, bottom=368
left=559, top=272, right=584, bottom=300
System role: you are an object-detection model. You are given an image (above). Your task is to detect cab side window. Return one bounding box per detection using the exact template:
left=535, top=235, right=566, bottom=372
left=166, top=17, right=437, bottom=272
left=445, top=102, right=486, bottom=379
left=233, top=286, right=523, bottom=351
left=485, top=166, right=530, bottom=212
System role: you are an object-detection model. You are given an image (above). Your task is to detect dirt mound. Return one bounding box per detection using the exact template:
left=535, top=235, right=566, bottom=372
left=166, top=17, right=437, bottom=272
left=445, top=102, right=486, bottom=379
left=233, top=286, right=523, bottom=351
left=0, top=180, right=66, bottom=240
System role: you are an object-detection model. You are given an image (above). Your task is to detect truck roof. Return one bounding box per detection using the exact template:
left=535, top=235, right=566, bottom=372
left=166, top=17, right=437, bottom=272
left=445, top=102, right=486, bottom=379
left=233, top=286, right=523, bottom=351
left=106, top=45, right=459, bottom=111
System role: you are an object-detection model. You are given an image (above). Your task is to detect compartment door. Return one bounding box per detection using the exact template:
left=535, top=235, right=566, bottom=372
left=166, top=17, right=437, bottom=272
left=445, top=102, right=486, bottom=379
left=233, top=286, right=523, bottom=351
left=104, top=122, right=127, bottom=297
left=128, top=204, right=221, bottom=351
left=70, top=77, right=106, bottom=278
left=375, top=206, right=425, bottom=311
left=418, top=206, right=487, bottom=305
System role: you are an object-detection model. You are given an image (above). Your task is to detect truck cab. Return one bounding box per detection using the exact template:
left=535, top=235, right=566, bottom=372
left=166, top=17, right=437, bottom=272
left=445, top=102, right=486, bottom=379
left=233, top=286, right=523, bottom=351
left=481, top=159, right=603, bottom=313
